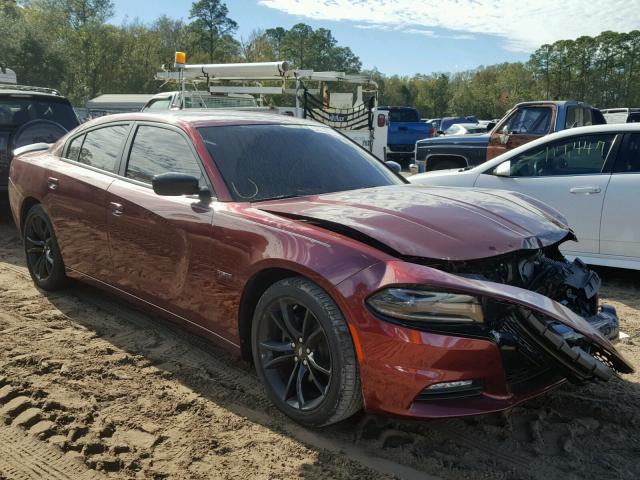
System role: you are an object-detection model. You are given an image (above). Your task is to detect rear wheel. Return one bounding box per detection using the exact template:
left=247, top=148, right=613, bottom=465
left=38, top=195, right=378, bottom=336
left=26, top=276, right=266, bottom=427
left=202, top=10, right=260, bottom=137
left=23, top=205, right=68, bottom=291
left=251, top=277, right=362, bottom=427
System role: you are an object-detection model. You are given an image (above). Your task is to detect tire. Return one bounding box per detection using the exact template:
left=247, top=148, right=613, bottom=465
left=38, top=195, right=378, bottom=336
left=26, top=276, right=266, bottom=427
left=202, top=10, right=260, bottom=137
left=251, top=277, right=362, bottom=427
left=23, top=204, right=68, bottom=291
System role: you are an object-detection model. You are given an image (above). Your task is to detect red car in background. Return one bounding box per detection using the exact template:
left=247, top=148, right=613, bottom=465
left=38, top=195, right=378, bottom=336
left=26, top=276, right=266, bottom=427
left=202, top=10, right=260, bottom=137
left=8, top=111, right=633, bottom=427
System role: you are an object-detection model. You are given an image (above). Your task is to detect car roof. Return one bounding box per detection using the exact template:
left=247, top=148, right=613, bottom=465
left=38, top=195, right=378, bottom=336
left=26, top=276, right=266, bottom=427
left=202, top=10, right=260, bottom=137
left=513, top=100, right=592, bottom=108
left=473, top=123, right=640, bottom=171
left=450, top=123, right=481, bottom=128
left=76, top=110, right=320, bottom=129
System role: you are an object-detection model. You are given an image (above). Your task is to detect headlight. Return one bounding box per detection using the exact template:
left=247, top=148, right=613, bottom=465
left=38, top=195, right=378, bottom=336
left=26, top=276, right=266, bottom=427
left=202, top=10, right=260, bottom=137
left=367, top=288, right=484, bottom=323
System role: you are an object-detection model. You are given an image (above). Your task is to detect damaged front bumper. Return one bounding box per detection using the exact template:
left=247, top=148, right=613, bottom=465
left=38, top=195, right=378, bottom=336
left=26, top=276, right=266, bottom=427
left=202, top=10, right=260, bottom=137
left=336, top=259, right=634, bottom=419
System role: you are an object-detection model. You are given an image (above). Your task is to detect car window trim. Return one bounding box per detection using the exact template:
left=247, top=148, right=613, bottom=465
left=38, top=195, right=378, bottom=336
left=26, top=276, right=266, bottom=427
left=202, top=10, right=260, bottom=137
left=489, top=132, right=622, bottom=178
left=61, top=121, right=133, bottom=175
left=121, top=120, right=216, bottom=198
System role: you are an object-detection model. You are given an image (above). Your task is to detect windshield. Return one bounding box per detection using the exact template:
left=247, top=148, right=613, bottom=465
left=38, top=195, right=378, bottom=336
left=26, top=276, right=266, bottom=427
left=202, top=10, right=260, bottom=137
left=0, top=95, right=78, bottom=130
left=198, top=124, right=404, bottom=202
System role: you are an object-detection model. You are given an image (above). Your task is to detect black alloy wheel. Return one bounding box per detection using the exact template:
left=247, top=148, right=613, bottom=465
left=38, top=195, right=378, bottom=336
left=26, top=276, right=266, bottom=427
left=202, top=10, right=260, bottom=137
left=258, top=297, right=332, bottom=411
left=23, top=205, right=67, bottom=290
left=252, top=277, right=362, bottom=427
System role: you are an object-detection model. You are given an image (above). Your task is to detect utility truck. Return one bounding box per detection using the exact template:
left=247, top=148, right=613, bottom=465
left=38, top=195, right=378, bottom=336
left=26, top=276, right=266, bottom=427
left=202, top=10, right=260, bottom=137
left=145, top=54, right=394, bottom=161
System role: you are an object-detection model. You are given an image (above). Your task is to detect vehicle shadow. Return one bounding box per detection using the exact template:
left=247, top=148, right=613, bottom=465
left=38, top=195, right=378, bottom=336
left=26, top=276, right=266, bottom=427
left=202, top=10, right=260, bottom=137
left=1, top=200, right=639, bottom=479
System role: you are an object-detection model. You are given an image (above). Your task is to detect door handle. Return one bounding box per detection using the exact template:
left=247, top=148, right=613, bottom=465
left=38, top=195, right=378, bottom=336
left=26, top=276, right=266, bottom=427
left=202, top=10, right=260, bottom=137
left=569, top=186, right=601, bottom=194
left=109, top=202, right=124, bottom=216
left=47, top=177, right=59, bottom=190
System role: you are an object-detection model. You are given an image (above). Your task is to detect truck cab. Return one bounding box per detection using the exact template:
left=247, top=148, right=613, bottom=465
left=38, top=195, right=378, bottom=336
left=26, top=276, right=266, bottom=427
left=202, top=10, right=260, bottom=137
left=377, top=106, right=433, bottom=166
left=416, top=100, right=606, bottom=172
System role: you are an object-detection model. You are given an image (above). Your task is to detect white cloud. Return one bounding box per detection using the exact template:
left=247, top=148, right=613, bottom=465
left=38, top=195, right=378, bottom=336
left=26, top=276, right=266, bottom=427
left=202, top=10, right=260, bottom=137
left=258, top=0, right=640, bottom=51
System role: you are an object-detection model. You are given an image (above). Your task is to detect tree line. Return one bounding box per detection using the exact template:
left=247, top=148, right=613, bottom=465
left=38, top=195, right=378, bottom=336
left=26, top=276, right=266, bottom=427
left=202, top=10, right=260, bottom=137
left=1, top=0, right=639, bottom=118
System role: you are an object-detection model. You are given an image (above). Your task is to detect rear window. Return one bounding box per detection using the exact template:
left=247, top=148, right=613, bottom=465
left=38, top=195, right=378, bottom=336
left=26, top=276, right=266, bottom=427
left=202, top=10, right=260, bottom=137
left=388, top=109, right=419, bottom=123
left=0, top=95, right=78, bottom=130
left=198, top=124, right=403, bottom=202
left=143, top=98, right=172, bottom=111
left=77, top=124, right=129, bottom=172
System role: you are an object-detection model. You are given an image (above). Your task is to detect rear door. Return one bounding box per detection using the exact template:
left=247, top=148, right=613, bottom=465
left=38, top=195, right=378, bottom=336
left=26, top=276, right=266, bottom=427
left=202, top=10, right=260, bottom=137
left=487, top=105, right=555, bottom=160
left=46, top=122, right=131, bottom=279
left=105, top=123, right=226, bottom=335
left=599, top=133, right=640, bottom=259
left=476, top=133, right=618, bottom=256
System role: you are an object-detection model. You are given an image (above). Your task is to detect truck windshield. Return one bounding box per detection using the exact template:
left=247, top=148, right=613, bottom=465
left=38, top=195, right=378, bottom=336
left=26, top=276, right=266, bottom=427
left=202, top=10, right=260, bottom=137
left=198, top=124, right=404, bottom=202
left=0, top=96, right=78, bottom=130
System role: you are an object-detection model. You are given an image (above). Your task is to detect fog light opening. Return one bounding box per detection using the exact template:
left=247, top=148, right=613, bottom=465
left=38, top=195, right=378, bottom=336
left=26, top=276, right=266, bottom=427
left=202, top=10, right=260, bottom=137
left=416, top=380, right=483, bottom=402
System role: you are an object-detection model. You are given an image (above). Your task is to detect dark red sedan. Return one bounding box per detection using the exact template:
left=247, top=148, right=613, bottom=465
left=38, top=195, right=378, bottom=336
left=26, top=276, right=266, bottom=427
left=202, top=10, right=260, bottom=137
left=8, top=112, right=633, bottom=427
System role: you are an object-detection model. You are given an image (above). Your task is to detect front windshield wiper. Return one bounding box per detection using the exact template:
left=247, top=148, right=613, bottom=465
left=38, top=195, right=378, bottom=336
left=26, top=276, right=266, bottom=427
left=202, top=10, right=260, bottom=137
left=251, top=194, right=304, bottom=202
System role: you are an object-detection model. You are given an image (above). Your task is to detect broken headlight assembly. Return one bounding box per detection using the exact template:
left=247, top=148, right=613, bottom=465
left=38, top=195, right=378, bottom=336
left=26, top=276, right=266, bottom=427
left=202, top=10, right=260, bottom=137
left=366, top=288, right=484, bottom=324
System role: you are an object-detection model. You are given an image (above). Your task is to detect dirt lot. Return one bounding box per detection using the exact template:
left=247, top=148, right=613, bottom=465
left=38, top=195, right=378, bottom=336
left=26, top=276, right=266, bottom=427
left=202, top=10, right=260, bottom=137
left=0, top=201, right=639, bottom=480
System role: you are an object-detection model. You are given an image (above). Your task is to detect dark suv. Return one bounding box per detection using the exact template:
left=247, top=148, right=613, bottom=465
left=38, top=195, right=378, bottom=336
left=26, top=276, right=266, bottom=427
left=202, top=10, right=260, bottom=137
left=0, top=85, right=79, bottom=191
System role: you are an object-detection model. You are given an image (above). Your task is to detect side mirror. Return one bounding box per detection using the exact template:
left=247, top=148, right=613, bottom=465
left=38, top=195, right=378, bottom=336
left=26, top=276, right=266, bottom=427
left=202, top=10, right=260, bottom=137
left=385, top=160, right=402, bottom=174
left=152, top=172, right=201, bottom=196
left=493, top=160, right=511, bottom=177
left=499, top=125, right=510, bottom=144
left=436, top=130, right=445, bottom=136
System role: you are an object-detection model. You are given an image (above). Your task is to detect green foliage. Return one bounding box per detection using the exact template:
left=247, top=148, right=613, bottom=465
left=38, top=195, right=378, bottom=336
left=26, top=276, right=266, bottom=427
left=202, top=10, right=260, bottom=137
left=189, top=0, right=238, bottom=63
left=2, top=0, right=639, bottom=116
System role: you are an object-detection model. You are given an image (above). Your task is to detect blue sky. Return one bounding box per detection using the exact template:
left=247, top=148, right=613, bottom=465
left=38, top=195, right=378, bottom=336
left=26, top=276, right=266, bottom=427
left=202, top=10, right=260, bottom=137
left=110, top=0, right=639, bottom=76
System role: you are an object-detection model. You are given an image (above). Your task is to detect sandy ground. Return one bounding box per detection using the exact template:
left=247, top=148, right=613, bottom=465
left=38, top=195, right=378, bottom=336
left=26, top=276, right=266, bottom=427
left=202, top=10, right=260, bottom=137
left=0, top=201, right=639, bottom=480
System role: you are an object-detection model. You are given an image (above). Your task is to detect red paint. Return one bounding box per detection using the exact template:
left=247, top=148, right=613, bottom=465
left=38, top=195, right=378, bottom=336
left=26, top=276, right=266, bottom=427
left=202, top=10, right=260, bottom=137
left=7, top=112, right=632, bottom=420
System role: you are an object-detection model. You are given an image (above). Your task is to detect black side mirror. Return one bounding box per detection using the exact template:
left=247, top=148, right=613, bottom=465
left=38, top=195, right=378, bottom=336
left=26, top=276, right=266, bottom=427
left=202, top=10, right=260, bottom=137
left=437, top=130, right=445, bottom=136
left=152, top=172, right=201, bottom=196
left=385, top=160, right=402, bottom=174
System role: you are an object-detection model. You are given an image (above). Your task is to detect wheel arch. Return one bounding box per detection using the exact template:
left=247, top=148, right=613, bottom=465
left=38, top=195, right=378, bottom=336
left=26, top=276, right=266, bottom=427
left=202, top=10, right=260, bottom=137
left=237, top=263, right=354, bottom=362
left=19, top=196, right=42, bottom=233
left=426, top=154, right=469, bottom=171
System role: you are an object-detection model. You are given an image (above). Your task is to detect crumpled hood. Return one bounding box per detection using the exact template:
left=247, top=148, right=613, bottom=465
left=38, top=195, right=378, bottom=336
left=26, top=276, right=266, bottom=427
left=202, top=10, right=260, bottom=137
left=257, top=185, right=574, bottom=261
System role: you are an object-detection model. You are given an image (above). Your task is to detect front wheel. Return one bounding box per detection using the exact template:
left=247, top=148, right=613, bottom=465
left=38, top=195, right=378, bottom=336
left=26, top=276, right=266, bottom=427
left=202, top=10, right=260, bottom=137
left=23, top=204, right=68, bottom=291
left=251, top=277, right=362, bottom=427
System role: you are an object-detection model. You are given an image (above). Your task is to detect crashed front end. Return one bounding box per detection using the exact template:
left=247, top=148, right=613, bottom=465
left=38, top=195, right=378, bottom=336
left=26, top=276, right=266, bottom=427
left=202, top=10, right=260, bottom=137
left=260, top=186, right=634, bottom=418
left=335, top=244, right=634, bottom=419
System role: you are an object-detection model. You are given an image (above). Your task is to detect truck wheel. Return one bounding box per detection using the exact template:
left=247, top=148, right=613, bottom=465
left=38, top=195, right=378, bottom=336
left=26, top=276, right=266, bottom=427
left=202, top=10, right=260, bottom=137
left=251, top=277, right=362, bottom=427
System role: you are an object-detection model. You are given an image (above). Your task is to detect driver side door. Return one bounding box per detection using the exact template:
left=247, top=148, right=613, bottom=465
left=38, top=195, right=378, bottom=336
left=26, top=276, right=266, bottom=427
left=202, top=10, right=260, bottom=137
left=476, top=133, right=619, bottom=256
left=487, top=105, right=555, bottom=160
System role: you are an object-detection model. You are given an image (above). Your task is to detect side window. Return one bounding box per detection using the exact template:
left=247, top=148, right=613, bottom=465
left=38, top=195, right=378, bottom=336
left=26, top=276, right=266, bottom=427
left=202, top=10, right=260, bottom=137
left=126, top=125, right=205, bottom=186
left=66, top=134, right=84, bottom=161
left=503, top=107, right=552, bottom=135
left=509, top=134, right=616, bottom=177
left=614, top=134, right=640, bottom=173
left=628, top=113, right=640, bottom=123
left=77, top=124, right=129, bottom=172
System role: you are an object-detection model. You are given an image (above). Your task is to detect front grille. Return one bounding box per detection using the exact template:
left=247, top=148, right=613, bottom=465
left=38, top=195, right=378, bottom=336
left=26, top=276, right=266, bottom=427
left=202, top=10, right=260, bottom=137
left=498, top=316, right=555, bottom=390
left=388, top=144, right=415, bottom=153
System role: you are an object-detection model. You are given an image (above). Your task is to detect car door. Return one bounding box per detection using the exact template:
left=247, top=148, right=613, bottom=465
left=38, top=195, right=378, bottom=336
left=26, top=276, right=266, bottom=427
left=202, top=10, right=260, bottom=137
left=487, top=105, right=555, bottom=160
left=46, top=123, right=131, bottom=279
left=475, top=133, right=619, bottom=256
left=599, top=133, right=640, bottom=259
left=105, top=123, right=226, bottom=334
